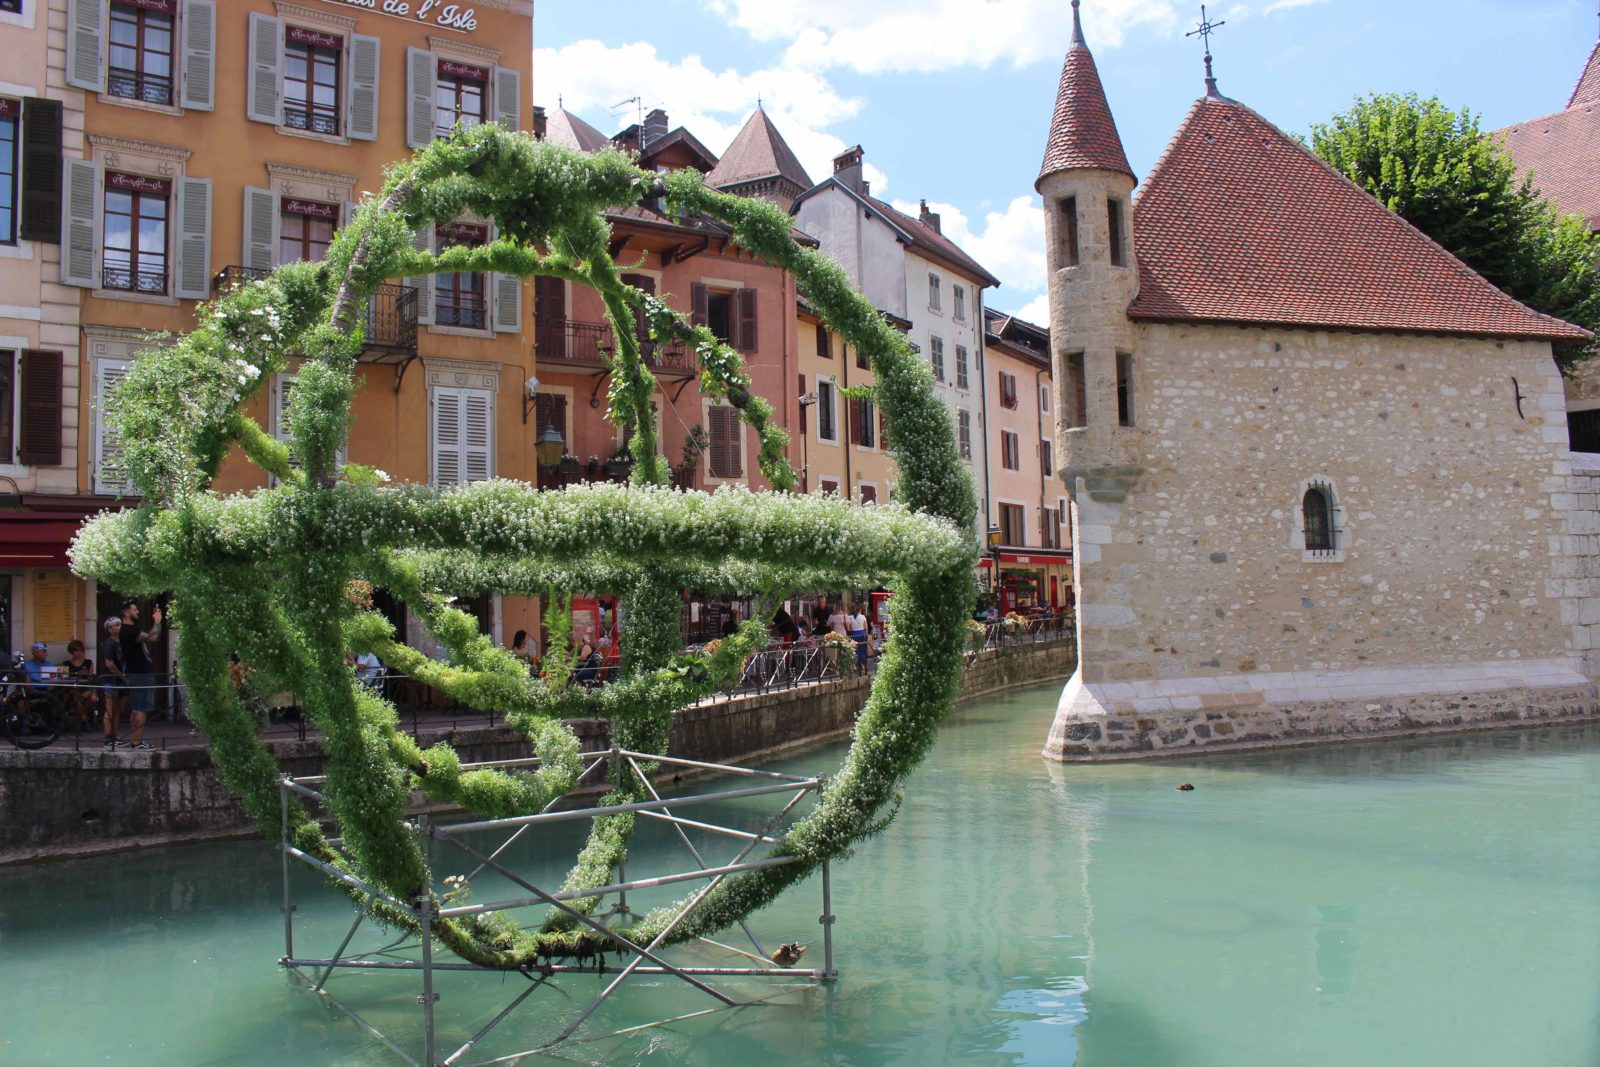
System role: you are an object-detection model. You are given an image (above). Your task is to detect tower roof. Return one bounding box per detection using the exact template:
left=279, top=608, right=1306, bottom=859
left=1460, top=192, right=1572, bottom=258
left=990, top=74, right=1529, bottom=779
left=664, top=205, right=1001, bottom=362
left=1129, top=96, right=1589, bottom=342
left=706, top=109, right=813, bottom=193
left=544, top=107, right=610, bottom=154
left=1570, top=41, right=1600, bottom=108
left=1037, top=2, right=1134, bottom=189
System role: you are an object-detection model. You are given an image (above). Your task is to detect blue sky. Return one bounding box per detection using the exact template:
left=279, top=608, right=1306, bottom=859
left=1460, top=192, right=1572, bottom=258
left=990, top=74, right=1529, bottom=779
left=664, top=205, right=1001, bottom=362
left=536, top=0, right=1600, bottom=324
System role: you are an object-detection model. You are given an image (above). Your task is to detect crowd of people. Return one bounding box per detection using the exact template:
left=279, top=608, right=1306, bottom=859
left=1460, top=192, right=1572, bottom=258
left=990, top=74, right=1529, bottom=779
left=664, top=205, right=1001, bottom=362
left=11, top=600, right=166, bottom=749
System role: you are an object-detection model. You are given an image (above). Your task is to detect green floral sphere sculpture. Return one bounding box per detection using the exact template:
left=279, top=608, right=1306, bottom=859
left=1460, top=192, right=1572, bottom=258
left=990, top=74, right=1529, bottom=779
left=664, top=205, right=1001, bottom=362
left=72, top=125, right=978, bottom=968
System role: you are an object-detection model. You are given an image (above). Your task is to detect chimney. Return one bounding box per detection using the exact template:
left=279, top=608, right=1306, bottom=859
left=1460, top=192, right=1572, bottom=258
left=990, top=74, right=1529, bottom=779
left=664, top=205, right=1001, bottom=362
left=918, top=198, right=941, bottom=234
left=532, top=105, right=547, bottom=141
left=833, top=145, right=867, bottom=195
left=643, top=108, right=669, bottom=149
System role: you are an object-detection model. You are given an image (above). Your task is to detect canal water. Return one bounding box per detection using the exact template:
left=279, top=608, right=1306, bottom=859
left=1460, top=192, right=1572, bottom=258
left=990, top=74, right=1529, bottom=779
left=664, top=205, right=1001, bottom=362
left=3, top=683, right=1599, bottom=1066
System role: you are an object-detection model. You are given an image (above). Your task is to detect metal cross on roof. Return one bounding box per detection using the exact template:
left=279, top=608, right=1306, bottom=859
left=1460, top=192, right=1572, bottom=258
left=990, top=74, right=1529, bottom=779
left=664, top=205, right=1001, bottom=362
left=1186, top=4, right=1227, bottom=98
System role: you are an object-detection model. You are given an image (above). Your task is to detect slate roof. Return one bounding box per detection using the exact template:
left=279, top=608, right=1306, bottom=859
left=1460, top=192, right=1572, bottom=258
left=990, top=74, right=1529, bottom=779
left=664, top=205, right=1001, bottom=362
left=706, top=109, right=813, bottom=193
left=863, top=194, right=1002, bottom=288
left=1128, top=95, right=1589, bottom=342
left=1496, top=44, right=1600, bottom=231
left=544, top=108, right=610, bottom=154
left=1037, top=5, right=1134, bottom=187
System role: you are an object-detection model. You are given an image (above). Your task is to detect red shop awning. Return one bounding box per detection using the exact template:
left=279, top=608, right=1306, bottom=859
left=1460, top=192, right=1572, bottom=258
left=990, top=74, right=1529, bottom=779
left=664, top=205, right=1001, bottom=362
left=979, top=549, right=1072, bottom=567
left=0, top=514, right=86, bottom=568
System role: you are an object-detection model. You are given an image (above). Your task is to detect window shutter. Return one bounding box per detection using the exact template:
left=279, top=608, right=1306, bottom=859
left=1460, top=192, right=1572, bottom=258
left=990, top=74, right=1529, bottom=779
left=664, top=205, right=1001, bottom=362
left=847, top=397, right=861, bottom=448
left=246, top=13, right=282, bottom=124
left=20, top=97, right=63, bottom=244
left=432, top=387, right=461, bottom=486
left=493, top=273, right=521, bottom=332
left=493, top=67, right=521, bottom=131
left=407, top=226, right=433, bottom=324
left=737, top=287, right=758, bottom=352
left=463, top=390, right=493, bottom=483
left=348, top=35, right=381, bottom=141
left=275, top=375, right=294, bottom=443
left=179, top=0, right=216, bottom=111
left=95, top=359, right=133, bottom=494
left=691, top=283, right=709, bottom=328
left=18, top=350, right=62, bottom=467
left=242, top=186, right=277, bottom=272
left=708, top=405, right=740, bottom=479
left=59, top=157, right=99, bottom=288
left=174, top=176, right=212, bottom=300
left=406, top=47, right=437, bottom=148
left=66, top=0, right=107, bottom=92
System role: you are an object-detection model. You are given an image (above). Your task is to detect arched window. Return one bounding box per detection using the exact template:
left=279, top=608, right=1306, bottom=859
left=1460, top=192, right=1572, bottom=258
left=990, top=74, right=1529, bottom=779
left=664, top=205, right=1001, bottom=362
left=1303, top=486, right=1333, bottom=552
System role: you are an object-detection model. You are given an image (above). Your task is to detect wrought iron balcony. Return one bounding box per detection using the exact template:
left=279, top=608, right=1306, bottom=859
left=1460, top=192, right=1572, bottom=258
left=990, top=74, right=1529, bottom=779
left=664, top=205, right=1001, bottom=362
left=212, top=266, right=418, bottom=360
left=535, top=318, right=695, bottom=378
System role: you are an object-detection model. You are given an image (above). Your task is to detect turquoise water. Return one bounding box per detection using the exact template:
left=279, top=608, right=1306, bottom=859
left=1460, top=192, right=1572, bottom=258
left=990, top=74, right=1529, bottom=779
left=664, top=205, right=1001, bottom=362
left=3, top=684, right=1600, bottom=1065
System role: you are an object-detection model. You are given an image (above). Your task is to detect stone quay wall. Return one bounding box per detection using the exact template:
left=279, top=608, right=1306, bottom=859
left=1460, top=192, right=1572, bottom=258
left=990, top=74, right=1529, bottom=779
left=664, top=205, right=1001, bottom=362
left=1556, top=465, right=1600, bottom=678
left=0, top=638, right=1077, bottom=863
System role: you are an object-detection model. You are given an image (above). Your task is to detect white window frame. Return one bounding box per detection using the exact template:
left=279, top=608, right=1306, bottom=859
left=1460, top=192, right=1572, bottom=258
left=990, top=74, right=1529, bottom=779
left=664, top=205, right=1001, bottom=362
left=1001, top=429, right=1020, bottom=471
left=857, top=480, right=878, bottom=505
left=1040, top=439, right=1053, bottom=478
left=1288, top=474, right=1347, bottom=564
left=955, top=345, right=969, bottom=391
left=957, top=407, right=972, bottom=460
left=927, top=272, right=941, bottom=311
left=818, top=475, right=840, bottom=496
left=701, top=398, right=747, bottom=486
left=953, top=285, right=965, bottom=322
left=996, top=499, right=1029, bottom=547
left=815, top=374, right=839, bottom=446
left=930, top=336, right=945, bottom=383
left=429, top=381, right=496, bottom=488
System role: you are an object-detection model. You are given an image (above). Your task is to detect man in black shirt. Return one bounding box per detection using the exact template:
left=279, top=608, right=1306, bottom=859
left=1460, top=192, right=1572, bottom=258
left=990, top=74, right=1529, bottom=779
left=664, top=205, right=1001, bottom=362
left=120, top=600, right=163, bottom=751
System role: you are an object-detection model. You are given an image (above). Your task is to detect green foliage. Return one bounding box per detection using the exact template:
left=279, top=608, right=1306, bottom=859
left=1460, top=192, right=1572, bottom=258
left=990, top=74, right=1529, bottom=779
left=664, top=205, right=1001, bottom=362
left=70, top=123, right=978, bottom=970
left=1309, top=92, right=1600, bottom=370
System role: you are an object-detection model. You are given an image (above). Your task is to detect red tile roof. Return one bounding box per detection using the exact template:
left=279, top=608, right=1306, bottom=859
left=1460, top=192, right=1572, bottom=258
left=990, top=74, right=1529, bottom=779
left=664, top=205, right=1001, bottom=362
left=1128, top=96, right=1589, bottom=342
left=1571, top=42, right=1600, bottom=108
left=544, top=108, right=610, bottom=154
left=1037, top=10, right=1133, bottom=188
left=864, top=194, right=1001, bottom=288
left=706, top=109, right=813, bottom=194
left=1498, top=104, right=1600, bottom=230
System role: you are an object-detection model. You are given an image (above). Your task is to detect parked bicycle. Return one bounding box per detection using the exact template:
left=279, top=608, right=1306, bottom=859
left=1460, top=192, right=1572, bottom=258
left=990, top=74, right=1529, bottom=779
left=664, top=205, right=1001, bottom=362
left=1, top=652, right=68, bottom=750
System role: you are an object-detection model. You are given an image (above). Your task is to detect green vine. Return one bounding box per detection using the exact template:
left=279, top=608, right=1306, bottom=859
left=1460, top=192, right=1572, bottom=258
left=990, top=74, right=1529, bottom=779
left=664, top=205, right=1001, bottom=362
left=71, top=124, right=977, bottom=968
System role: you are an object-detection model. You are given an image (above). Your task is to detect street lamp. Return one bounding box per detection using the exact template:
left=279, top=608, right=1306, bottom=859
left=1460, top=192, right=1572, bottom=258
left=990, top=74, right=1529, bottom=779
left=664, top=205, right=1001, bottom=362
left=798, top=391, right=818, bottom=493
left=987, top=523, right=1003, bottom=614
left=535, top=423, right=566, bottom=468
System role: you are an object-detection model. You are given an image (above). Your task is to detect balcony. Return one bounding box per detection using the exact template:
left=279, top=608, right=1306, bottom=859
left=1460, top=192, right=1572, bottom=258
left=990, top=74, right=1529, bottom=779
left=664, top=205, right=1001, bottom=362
left=536, top=318, right=696, bottom=379
left=213, top=267, right=419, bottom=362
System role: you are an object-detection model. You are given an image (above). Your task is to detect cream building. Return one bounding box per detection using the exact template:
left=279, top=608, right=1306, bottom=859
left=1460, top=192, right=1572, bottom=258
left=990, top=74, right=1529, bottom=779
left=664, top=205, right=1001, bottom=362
left=1040, top=6, right=1597, bottom=759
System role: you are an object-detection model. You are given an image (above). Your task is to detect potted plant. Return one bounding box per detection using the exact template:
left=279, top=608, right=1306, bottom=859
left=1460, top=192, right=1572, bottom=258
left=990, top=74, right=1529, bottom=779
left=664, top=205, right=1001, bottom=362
left=821, top=630, right=854, bottom=674
left=585, top=455, right=601, bottom=479
left=556, top=453, right=581, bottom=476
left=604, top=446, right=633, bottom=479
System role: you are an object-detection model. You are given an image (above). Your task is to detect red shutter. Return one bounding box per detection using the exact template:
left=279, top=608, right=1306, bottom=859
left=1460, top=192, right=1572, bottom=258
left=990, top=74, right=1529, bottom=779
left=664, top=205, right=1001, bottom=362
left=20, top=97, right=63, bottom=244
left=19, top=349, right=62, bottom=466
left=534, top=275, right=566, bottom=360
left=691, top=283, right=709, bottom=328
left=709, top=405, right=740, bottom=478
left=737, top=288, right=758, bottom=352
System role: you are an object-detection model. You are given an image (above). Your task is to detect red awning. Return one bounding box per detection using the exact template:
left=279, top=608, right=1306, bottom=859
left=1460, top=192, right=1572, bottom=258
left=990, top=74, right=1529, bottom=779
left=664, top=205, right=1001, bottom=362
left=980, top=550, right=1072, bottom=567
left=0, top=514, right=85, bottom=568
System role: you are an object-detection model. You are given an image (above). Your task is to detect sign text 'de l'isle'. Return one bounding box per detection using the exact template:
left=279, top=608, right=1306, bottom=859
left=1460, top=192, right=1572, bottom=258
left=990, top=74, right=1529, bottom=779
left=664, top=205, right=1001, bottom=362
left=310, top=0, right=478, bottom=34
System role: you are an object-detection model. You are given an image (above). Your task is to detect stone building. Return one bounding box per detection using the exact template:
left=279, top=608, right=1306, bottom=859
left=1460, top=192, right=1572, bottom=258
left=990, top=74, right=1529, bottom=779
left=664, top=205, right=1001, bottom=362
left=1041, top=5, right=1597, bottom=759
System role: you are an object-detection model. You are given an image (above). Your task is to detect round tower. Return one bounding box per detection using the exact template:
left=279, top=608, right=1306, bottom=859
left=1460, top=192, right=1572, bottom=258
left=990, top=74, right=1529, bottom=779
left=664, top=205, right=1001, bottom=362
left=1037, top=0, right=1142, bottom=502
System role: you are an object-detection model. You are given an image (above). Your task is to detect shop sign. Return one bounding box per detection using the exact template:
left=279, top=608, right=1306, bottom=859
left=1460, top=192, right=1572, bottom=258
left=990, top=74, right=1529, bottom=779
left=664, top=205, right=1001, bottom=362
left=436, top=221, right=487, bottom=244
left=287, top=25, right=344, bottom=49
left=0, top=98, right=19, bottom=119
left=107, top=172, right=173, bottom=197
left=284, top=198, right=340, bottom=220
left=310, top=0, right=479, bottom=34
left=438, top=59, right=490, bottom=82
left=120, top=0, right=178, bottom=12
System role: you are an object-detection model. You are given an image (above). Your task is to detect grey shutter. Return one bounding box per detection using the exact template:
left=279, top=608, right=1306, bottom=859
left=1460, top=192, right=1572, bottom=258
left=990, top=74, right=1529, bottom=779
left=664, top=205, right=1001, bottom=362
left=462, top=390, right=493, bottom=483
left=246, top=13, right=281, bottom=125
left=406, top=48, right=436, bottom=148
left=432, top=388, right=461, bottom=486
left=174, top=176, right=212, bottom=300
left=348, top=35, right=381, bottom=141
left=493, top=273, right=521, bottom=332
left=408, top=226, right=433, bottom=324
left=60, top=158, right=99, bottom=288
left=242, top=186, right=277, bottom=272
left=65, top=0, right=107, bottom=93
left=95, top=360, right=133, bottom=494
left=179, top=0, right=216, bottom=112
left=493, top=67, right=521, bottom=131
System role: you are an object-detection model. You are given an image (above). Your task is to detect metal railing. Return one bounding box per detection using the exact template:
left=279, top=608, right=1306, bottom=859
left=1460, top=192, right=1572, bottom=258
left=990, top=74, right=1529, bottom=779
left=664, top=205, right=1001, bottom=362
left=102, top=265, right=167, bottom=295
left=973, top=612, right=1075, bottom=652
left=435, top=291, right=486, bottom=330
left=537, top=318, right=696, bottom=376
left=213, top=267, right=418, bottom=356
left=107, top=69, right=173, bottom=106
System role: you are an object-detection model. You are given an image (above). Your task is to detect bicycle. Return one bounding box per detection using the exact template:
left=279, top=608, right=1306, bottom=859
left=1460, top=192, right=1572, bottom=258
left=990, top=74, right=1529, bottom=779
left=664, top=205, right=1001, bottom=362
left=1, top=654, right=68, bottom=750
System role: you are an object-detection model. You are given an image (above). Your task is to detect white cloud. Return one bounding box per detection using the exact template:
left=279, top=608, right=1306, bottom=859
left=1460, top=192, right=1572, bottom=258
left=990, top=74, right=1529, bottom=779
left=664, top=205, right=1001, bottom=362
left=1264, top=0, right=1329, bottom=11
left=707, top=0, right=1185, bottom=75
left=1014, top=292, right=1052, bottom=328
left=535, top=39, right=881, bottom=189
left=891, top=195, right=1046, bottom=296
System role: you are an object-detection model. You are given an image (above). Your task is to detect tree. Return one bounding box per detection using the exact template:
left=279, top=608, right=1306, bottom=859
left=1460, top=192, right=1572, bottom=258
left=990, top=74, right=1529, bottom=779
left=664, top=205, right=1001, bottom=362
left=1310, top=92, right=1600, bottom=372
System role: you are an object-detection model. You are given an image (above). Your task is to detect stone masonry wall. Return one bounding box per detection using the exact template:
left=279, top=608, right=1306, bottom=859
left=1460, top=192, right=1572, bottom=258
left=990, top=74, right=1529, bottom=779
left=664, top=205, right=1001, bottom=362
left=1556, top=468, right=1600, bottom=677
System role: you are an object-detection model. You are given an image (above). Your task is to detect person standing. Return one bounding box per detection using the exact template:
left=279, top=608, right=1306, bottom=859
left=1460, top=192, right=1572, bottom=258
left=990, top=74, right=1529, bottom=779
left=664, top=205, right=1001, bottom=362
left=849, top=604, right=869, bottom=670
left=100, top=617, right=126, bottom=748
left=827, top=604, right=850, bottom=640
left=120, top=601, right=163, bottom=751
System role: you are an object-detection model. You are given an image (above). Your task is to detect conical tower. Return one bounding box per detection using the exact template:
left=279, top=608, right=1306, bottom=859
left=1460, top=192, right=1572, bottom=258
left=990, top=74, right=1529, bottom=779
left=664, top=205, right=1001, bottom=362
left=1039, top=0, right=1142, bottom=502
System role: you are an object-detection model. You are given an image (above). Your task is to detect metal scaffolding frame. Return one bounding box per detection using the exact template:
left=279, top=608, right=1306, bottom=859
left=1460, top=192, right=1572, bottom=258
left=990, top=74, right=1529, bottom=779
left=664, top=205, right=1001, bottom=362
left=277, top=748, right=837, bottom=1066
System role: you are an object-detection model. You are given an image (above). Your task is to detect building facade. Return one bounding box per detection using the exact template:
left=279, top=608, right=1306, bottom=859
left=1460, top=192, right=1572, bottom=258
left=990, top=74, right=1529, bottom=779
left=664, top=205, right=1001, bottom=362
left=1040, top=9, right=1596, bottom=759
left=0, top=0, right=537, bottom=666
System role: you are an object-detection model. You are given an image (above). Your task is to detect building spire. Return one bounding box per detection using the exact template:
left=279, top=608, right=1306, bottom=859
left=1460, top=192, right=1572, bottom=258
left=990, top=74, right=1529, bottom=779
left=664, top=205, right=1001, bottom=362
left=1071, top=0, right=1085, bottom=48
left=1037, top=1, right=1135, bottom=187
left=1186, top=4, right=1227, bottom=98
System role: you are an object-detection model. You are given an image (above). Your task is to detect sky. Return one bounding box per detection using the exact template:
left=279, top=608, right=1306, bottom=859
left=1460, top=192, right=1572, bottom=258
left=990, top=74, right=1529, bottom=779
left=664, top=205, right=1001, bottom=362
left=535, top=0, right=1600, bottom=326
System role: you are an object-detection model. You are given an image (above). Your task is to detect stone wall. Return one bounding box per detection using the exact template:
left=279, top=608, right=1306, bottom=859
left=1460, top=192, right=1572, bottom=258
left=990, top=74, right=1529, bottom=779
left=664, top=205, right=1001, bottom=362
left=0, top=638, right=1076, bottom=863
left=1556, top=468, right=1600, bottom=678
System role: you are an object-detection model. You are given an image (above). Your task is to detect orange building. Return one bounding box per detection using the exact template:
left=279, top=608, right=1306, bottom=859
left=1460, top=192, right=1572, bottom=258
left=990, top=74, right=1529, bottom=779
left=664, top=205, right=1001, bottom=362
left=1, top=0, right=536, bottom=664
left=983, top=307, right=1071, bottom=613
